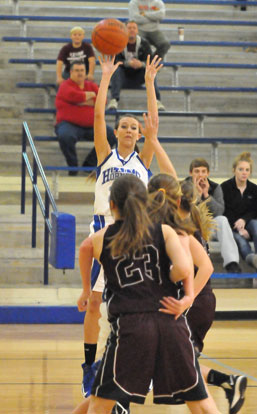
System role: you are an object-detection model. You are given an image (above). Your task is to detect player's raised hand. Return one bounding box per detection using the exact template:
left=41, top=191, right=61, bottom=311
left=98, top=55, right=123, bottom=78
left=145, top=54, right=163, bottom=83
left=139, top=112, right=159, bottom=144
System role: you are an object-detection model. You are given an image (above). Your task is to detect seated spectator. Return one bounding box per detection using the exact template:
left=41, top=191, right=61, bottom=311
left=221, top=152, right=257, bottom=270
left=129, top=0, right=170, bottom=60
left=187, top=158, right=241, bottom=273
left=107, top=20, right=165, bottom=111
left=55, top=61, right=116, bottom=175
left=56, top=26, right=96, bottom=85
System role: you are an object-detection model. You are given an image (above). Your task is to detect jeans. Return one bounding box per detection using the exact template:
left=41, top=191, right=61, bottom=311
left=233, top=219, right=257, bottom=259
left=210, top=215, right=239, bottom=266
left=110, top=66, right=161, bottom=101
left=55, top=121, right=116, bottom=167
left=138, top=29, right=171, bottom=60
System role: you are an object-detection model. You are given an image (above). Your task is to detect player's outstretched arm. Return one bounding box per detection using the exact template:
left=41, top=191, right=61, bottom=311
left=139, top=55, right=162, bottom=168
left=94, top=55, right=122, bottom=165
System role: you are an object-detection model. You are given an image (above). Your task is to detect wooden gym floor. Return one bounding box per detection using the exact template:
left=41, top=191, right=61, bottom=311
left=0, top=321, right=256, bottom=414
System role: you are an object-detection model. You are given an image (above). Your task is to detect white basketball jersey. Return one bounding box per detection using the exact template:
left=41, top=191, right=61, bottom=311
left=93, top=149, right=152, bottom=218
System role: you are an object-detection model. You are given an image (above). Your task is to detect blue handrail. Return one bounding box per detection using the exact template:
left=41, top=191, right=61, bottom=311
left=21, top=121, right=58, bottom=285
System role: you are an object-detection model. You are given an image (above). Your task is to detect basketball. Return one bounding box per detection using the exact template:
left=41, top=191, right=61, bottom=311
left=91, top=18, right=129, bottom=55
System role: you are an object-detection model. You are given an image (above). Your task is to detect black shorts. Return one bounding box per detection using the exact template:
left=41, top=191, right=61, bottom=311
left=186, top=289, right=216, bottom=354
left=91, top=312, right=207, bottom=405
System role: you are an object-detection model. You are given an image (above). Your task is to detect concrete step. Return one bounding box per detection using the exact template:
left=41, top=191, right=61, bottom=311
left=0, top=251, right=81, bottom=285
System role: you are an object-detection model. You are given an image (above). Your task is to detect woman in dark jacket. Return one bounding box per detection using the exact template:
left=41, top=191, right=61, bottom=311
left=221, top=152, right=257, bottom=269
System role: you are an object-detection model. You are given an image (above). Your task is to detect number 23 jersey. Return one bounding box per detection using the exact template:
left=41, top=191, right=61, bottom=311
left=100, top=221, right=179, bottom=319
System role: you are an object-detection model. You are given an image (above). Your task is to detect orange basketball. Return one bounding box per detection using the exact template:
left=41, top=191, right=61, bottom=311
left=91, top=18, right=129, bottom=55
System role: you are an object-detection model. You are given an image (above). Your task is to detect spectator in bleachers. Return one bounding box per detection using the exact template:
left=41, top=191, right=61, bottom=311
left=55, top=61, right=116, bottom=175
left=221, top=152, right=257, bottom=270
left=56, top=26, right=96, bottom=86
left=129, top=0, right=170, bottom=60
left=187, top=158, right=242, bottom=273
left=107, top=20, right=165, bottom=111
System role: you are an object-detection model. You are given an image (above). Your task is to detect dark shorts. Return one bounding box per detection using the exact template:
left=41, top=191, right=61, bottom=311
left=186, top=289, right=216, bottom=354
left=91, top=312, right=207, bottom=405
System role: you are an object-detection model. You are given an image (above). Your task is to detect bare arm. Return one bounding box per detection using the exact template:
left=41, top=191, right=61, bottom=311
left=94, top=55, right=121, bottom=164
left=77, top=237, right=94, bottom=312
left=139, top=55, right=162, bottom=168
left=77, top=228, right=106, bottom=311
left=159, top=231, right=194, bottom=319
left=161, top=225, right=193, bottom=283
left=56, top=60, right=64, bottom=85
left=189, top=235, right=214, bottom=298
left=151, top=138, right=178, bottom=178
left=87, top=56, right=96, bottom=81
left=159, top=234, right=213, bottom=319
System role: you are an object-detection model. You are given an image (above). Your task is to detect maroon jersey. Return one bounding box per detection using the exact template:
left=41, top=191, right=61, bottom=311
left=57, top=42, right=95, bottom=73
left=100, top=221, right=179, bottom=319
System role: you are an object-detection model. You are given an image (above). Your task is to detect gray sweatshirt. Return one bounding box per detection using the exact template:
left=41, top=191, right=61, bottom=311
left=129, top=0, right=166, bottom=32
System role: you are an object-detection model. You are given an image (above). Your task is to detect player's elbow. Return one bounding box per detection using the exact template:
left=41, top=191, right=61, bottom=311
left=171, top=263, right=192, bottom=283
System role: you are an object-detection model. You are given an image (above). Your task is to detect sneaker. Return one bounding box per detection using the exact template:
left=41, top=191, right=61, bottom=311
left=157, top=100, right=166, bottom=111
left=81, top=359, right=101, bottom=398
left=225, top=262, right=242, bottom=273
left=246, top=253, right=257, bottom=269
left=107, top=98, right=118, bottom=110
left=223, top=375, right=247, bottom=414
left=251, top=254, right=257, bottom=269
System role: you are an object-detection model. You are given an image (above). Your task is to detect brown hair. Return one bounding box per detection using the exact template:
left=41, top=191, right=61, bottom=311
left=114, top=113, right=140, bottom=130
left=180, top=180, right=214, bottom=241
left=108, top=175, right=152, bottom=256
left=126, top=20, right=138, bottom=26
left=232, top=151, right=253, bottom=173
left=189, top=158, right=210, bottom=173
left=147, top=173, right=195, bottom=234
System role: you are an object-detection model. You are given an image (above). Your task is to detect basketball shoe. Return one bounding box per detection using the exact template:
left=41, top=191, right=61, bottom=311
left=222, top=375, right=247, bottom=414
left=81, top=359, right=101, bottom=397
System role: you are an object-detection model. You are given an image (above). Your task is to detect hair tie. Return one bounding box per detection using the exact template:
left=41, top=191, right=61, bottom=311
left=158, top=188, right=166, bottom=195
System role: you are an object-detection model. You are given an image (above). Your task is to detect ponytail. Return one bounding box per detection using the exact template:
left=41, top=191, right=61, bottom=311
left=108, top=175, right=152, bottom=256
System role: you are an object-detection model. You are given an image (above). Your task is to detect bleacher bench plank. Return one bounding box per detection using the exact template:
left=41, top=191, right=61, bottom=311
left=9, top=0, right=257, bottom=6
left=2, top=15, right=257, bottom=27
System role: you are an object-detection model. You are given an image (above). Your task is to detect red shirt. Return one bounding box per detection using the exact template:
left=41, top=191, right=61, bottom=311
left=55, top=78, right=98, bottom=127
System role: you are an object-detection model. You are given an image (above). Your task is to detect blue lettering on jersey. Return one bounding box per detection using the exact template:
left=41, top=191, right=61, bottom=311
left=102, top=167, right=141, bottom=184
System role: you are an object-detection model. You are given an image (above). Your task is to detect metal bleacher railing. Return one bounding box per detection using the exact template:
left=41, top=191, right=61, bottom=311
left=21, top=121, right=58, bottom=284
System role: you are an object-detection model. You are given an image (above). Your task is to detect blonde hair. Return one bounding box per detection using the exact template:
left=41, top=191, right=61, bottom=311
left=232, top=151, right=253, bottom=173
left=108, top=175, right=152, bottom=257
left=180, top=180, right=214, bottom=241
left=147, top=173, right=195, bottom=235
left=70, top=26, right=85, bottom=34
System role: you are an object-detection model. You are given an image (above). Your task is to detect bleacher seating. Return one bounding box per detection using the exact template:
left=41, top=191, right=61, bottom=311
left=9, top=58, right=257, bottom=86
left=4, top=36, right=257, bottom=59
left=2, top=0, right=257, bottom=279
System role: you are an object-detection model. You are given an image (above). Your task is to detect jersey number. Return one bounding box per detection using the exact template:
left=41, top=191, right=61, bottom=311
left=115, top=245, right=161, bottom=288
